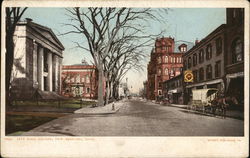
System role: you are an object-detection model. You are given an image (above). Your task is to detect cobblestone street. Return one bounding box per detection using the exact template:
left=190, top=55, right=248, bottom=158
left=22, top=99, right=244, bottom=136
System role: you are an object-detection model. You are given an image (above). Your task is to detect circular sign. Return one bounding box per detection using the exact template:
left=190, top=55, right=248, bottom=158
left=184, top=71, right=193, bottom=82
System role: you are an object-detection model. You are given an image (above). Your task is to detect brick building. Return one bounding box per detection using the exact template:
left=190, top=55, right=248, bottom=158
left=146, top=37, right=193, bottom=100
left=10, top=18, right=64, bottom=100
left=224, top=8, right=244, bottom=105
left=182, top=24, right=227, bottom=104
left=182, top=8, right=244, bottom=105
left=163, top=74, right=184, bottom=104
left=61, top=60, right=98, bottom=98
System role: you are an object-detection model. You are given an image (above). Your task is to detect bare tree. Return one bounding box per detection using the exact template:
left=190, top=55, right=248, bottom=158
left=64, top=7, right=167, bottom=106
left=5, top=7, right=27, bottom=106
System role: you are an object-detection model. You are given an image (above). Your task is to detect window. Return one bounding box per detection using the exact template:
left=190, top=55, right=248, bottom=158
left=170, top=68, right=175, bottom=76
left=193, top=70, right=198, bottom=82
left=232, top=38, right=243, bottom=63
left=165, top=56, right=168, bottom=63
left=162, top=46, right=167, bottom=50
left=216, top=37, right=222, bottom=55
left=76, top=75, right=80, bottom=83
left=86, top=75, right=90, bottom=83
left=158, top=82, right=162, bottom=88
left=167, top=45, right=171, bottom=52
left=199, top=49, right=204, bottom=63
left=206, top=44, right=212, bottom=60
left=173, top=57, right=176, bottom=63
left=82, top=76, right=85, bottom=82
left=193, top=53, right=197, bottom=66
left=86, top=87, right=90, bottom=93
left=71, top=77, right=75, bottom=83
left=157, top=56, right=162, bottom=64
left=183, top=60, right=187, bottom=70
left=170, top=56, right=172, bottom=63
left=179, top=57, right=182, bottom=63
left=165, top=68, right=169, bottom=75
left=199, top=67, right=204, bottom=81
left=158, top=68, right=162, bottom=75
left=215, top=61, right=221, bottom=78
left=206, top=65, right=212, bottom=80
left=188, top=57, right=192, bottom=68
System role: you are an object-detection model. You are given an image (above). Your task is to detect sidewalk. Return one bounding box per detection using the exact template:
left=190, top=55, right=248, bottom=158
left=74, top=100, right=124, bottom=115
left=167, top=103, right=244, bottom=120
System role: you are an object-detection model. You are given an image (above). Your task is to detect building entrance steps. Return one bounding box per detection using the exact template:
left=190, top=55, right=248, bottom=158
left=74, top=100, right=125, bottom=115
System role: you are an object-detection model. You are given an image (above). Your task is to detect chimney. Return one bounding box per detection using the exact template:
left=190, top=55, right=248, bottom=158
left=25, top=18, right=33, bottom=23
left=195, top=38, right=199, bottom=45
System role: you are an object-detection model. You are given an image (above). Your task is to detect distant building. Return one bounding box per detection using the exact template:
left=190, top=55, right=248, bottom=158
left=146, top=37, right=193, bottom=101
left=10, top=18, right=64, bottom=100
left=163, top=74, right=184, bottom=104
left=61, top=59, right=97, bottom=98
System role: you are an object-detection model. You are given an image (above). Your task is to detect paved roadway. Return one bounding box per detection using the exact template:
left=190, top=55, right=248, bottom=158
left=23, top=99, right=244, bottom=136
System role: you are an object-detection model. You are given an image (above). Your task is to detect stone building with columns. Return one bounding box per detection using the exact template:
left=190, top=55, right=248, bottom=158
left=10, top=18, right=64, bottom=100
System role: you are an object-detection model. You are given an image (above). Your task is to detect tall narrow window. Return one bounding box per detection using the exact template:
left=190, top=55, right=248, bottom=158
left=188, top=57, right=192, bottom=68
left=165, top=56, right=168, bottom=63
left=165, top=68, right=169, bottom=75
left=86, top=75, right=90, bottom=83
left=193, top=53, right=197, bottom=66
left=199, top=49, right=204, bottom=63
left=199, top=67, right=204, bottom=81
left=215, top=61, right=221, bottom=78
left=216, top=37, right=222, bottom=55
left=206, top=44, right=212, bottom=60
left=232, top=38, right=243, bottom=63
left=157, top=56, right=162, bottom=64
left=206, top=65, right=212, bottom=80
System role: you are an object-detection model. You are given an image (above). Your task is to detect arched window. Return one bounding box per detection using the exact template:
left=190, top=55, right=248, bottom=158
left=173, top=57, right=176, bottom=63
left=165, top=56, right=168, bottom=63
left=158, top=68, right=162, bottom=75
left=232, top=38, right=243, bottom=63
left=165, top=68, right=169, bottom=75
left=157, top=56, right=162, bottom=64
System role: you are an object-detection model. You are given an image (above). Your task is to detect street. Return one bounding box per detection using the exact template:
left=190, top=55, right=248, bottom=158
left=22, top=99, right=244, bottom=136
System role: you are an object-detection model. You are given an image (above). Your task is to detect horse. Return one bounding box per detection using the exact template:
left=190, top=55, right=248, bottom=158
left=210, top=95, right=239, bottom=118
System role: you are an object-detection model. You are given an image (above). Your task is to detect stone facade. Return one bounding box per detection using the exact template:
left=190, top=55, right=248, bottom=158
left=61, top=61, right=98, bottom=99
left=11, top=19, right=64, bottom=100
left=146, top=37, right=193, bottom=101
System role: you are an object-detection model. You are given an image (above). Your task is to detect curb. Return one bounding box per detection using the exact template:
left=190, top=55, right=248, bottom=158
left=163, top=104, right=244, bottom=120
left=75, top=108, right=120, bottom=115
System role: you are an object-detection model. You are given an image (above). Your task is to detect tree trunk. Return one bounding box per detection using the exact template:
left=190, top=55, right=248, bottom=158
left=105, top=80, right=110, bottom=105
left=6, top=31, right=15, bottom=106
left=97, top=64, right=104, bottom=106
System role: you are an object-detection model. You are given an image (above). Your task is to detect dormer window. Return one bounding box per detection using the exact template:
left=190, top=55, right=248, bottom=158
left=178, top=44, right=187, bottom=52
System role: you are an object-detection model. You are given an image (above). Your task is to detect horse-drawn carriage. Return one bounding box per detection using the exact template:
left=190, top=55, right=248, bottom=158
left=188, top=88, right=239, bottom=118
left=189, top=88, right=218, bottom=113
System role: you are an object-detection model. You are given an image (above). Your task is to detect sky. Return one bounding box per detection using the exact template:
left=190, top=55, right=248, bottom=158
left=22, top=8, right=226, bottom=93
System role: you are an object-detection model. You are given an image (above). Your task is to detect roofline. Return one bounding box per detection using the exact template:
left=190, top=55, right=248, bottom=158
left=18, top=21, right=65, bottom=50
left=183, top=24, right=226, bottom=57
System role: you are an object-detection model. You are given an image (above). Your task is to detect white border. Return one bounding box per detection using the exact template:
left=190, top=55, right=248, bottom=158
left=1, top=0, right=249, bottom=157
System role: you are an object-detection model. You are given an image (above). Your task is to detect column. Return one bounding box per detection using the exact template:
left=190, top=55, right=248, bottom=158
left=33, top=41, right=38, bottom=87
left=47, top=51, right=53, bottom=92
left=54, top=55, right=58, bottom=92
left=37, top=47, right=44, bottom=90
